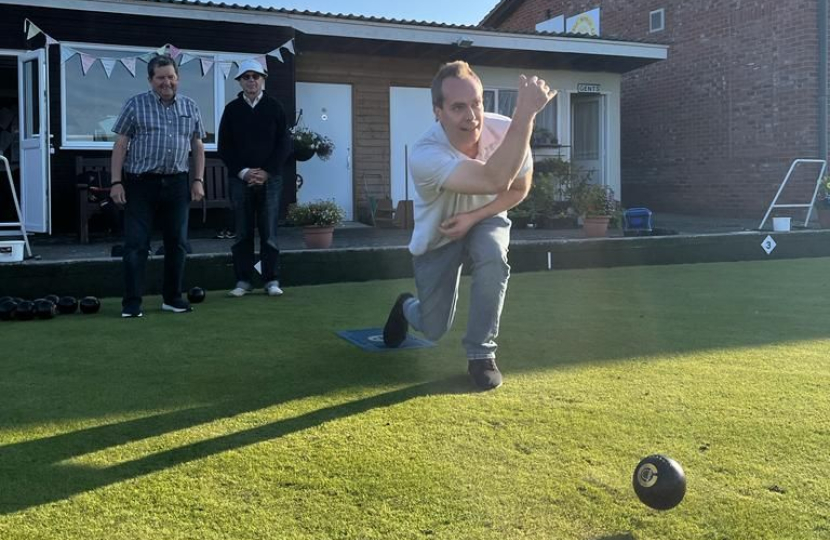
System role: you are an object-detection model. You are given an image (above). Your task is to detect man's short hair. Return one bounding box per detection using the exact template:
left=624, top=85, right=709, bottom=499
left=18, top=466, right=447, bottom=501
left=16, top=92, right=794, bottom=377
left=431, top=60, right=482, bottom=109
left=147, top=55, right=179, bottom=79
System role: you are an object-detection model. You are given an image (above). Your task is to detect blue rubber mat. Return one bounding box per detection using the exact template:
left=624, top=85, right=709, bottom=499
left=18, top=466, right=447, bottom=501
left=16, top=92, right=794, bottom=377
left=336, top=327, right=436, bottom=352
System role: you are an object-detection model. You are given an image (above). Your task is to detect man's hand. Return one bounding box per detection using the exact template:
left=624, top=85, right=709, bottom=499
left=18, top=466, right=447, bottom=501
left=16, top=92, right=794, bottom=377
left=191, top=180, right=205, bottom=202
left=439, top=212, right=477, bottom=240
left=513, top=74, right=557, bottom=120
left=246, top=168, right=269, bottom=186
left=110, top=183, right=126, bottom=205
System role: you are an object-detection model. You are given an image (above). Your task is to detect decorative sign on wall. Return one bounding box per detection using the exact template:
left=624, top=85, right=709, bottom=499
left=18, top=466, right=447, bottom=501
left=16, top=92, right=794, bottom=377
left=577, top=83, right=601, bottom=93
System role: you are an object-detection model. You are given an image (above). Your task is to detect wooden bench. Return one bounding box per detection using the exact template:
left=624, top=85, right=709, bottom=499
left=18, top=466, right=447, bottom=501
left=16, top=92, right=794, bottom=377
left=75, top=156, right=229, bottom=243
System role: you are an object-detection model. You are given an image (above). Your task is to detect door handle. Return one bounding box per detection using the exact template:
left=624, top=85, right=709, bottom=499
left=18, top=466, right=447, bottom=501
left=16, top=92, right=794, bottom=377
left=347, top=147, right=351, bottom=171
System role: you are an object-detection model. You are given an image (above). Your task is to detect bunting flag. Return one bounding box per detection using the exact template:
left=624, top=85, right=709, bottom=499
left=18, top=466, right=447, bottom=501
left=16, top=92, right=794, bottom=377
left=60, top=46, right=77, bottom=64
left=281, top=39, right=295, bottom=55
left=100, top=58, right=117, bottom=78
left=200, top=58, right=214, bottom=76
left=80, top=53, right=97, bottom=75
left=167, top=44, right=181, bottom=59
left=45, top=35, right=58, bottom=46
left=156, top=44, right=168, bottom=56
left=269, top=48, right=284, bottom=63
left=179, top=53, right=197, bottom=66
left=120, top=56, right=137, bottom=77
left=26, top=19, right=42, bottom=40
left=139, top=51, right=157, bottom=62
left=218, top=61, right=233, bottom=79
left=255, top=55, right=267, bottom=69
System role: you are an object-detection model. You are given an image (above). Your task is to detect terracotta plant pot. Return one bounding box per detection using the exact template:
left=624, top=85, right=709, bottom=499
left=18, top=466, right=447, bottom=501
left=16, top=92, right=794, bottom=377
left=816, top=206, right=830, bottom=229
left=582, top=216, right=611, bottom=237
left=302, top=226, right=334, bottom=249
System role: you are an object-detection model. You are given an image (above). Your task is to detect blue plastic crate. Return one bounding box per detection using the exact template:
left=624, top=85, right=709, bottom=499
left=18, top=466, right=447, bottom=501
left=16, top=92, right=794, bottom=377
left=624, top=208, right=653, bottom=232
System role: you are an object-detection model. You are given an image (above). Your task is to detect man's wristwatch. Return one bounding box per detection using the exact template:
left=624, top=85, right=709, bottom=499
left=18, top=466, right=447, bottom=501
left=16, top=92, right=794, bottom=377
left=192, top=178, right=204, bottom=184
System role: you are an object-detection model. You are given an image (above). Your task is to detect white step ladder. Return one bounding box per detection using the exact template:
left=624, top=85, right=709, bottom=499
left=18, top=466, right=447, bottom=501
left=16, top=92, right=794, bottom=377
left=759, top=158, right=827, bottom=230
left=0, top=155, right=33, bottom=259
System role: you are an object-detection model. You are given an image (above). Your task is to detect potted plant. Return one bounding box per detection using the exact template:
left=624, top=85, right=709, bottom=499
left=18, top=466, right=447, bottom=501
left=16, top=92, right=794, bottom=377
left=287, top=199, right=345, bottom=249
left=291, top=126, right=335, bottom=162
left=568, top=179, right=619, bottom=237
left=814, top=175, right=830, bottom=228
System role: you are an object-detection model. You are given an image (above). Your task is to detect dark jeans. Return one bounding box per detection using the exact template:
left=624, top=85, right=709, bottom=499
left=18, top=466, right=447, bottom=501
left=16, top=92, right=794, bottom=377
left=122, top=172, right=190, bottom=308
left=230, top=175, right=283, bottom=284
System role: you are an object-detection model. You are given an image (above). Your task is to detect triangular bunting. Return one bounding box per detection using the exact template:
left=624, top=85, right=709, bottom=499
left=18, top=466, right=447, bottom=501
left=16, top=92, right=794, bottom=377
left=100, top=58, right=117, bottom=78
left=156, top=44, right=168, bottom=56
left=255, top=55, right=267, bottom=69
left=219, top=61, right=233, bottom=79
left=268, top=48, right=284, bottom=63
left=168, top=44, right=181, bottom=59
left=179, top=53, right=196, bottom=66
left=60, top=46, right=77, bottom=64
left=45, top=35, right=58, bottom=46
left=200, top=58, right=214, bottom=76
left=281, top=39, right=295, bottom=55
left=120, top=56, right=137, bottom=77
left=139, top=51, right=157, bottom=62
left=26, top=20, right=43, bottom=40
left=80, top=53, right=97, bottom=75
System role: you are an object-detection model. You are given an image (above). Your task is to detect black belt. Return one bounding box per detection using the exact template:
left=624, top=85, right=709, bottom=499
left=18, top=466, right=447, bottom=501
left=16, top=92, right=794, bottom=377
left=127, top=171, right=187, bottom=180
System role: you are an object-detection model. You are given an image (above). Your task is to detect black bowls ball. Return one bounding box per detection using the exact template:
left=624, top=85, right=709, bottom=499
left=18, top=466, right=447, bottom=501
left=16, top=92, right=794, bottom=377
left=35, top=299, right=57, bottom=320
left=15, top=301, right=35, bottom=321
left=187, top=286, right=206, bottom=304
left=633, top=454, right=686, bottom=510
left=57, top=296, right=79, bottom=315
left=0, top=300, right=17, bottom=321
left=44, top=294, right=61, bottom=305
left=79, top=296, right=101, bottom=314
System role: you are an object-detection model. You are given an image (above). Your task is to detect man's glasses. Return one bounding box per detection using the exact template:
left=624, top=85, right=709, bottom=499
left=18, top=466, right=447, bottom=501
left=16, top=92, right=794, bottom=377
left=241, top=73, right=262, bottom=81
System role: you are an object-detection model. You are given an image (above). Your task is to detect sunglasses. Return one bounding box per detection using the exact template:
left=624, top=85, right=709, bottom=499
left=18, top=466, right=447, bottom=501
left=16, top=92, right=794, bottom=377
left=241, top=73, right=262, bottom=81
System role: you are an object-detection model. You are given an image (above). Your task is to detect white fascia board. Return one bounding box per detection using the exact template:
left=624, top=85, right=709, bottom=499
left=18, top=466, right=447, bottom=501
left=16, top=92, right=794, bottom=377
left=5, top=0, right=667, bottom=61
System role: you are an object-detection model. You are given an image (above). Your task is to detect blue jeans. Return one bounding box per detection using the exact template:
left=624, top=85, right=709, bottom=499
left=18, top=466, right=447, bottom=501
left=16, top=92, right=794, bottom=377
left=230, top=175, right=283, bottom=285
left=403, top=215, right=511, bottom=360
left=122, top=172, right=190, bottom=308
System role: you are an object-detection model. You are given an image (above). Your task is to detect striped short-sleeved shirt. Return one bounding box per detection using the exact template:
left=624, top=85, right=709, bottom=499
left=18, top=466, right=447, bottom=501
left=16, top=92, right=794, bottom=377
left=112, top=91, right=206, bottom=175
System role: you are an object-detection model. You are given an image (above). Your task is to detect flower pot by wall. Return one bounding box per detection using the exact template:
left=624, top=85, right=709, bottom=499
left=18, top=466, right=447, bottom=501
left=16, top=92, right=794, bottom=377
left=817, top=205, right=830, bottom=229
left=582, top=216, right=611, bottom=238
left=302, top=226, right=334, bottom=249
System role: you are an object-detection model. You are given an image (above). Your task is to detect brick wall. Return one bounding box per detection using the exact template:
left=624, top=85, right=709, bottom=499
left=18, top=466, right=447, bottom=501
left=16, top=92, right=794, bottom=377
left=492, top=1, right=825, bottom=218
left=296, top=52, right=436, bottom=217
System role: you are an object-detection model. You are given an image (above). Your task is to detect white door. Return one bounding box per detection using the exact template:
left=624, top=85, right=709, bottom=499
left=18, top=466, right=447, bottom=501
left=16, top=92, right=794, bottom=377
left=389, top=87, right=434, bottom=205
left=17, top=49, right=50, bottom=233
left=295, top=82, right=353, bottom=220
left=571, top=94, right=605, bottom=186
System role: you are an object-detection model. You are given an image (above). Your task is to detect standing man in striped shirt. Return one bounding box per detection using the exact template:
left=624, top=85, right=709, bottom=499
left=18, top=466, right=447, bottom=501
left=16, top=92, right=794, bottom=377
left=110, top=55, right=206, bottom=318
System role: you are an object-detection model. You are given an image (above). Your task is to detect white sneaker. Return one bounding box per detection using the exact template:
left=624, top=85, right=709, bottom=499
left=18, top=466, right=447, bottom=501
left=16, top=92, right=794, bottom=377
left=266, top=282, right=284, bottom=296
left=228, top=282, right=253, bottom=297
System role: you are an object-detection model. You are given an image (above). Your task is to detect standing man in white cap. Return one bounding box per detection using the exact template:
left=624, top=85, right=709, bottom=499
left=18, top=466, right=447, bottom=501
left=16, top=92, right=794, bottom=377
left=218, top=59, right=291, bottom=297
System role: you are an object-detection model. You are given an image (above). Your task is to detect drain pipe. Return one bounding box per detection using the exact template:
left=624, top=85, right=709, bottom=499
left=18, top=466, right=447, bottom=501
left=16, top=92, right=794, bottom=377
left=820, top=0, right=828, bottom=162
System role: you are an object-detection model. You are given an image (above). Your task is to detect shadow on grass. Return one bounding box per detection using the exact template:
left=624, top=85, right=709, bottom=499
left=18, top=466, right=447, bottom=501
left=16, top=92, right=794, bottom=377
left=0, top=374, right=471, bottom=514
left=594, top=534, right=635, bottom=540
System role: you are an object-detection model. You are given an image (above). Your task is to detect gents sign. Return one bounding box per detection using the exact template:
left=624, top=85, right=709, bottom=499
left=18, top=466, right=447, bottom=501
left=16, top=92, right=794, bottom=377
left=577, top=83, right=601, bottom=93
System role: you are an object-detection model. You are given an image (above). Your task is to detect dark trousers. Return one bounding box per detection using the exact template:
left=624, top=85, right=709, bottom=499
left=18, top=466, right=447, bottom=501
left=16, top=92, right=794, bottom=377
left=122, top=172, right=190, bottom=308
left=230, top=175, right=282, bottom=285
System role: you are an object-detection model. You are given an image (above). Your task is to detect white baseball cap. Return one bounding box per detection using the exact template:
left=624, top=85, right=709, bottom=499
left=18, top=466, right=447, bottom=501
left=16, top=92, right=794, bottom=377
left=235, top=59, right=267, bottom=80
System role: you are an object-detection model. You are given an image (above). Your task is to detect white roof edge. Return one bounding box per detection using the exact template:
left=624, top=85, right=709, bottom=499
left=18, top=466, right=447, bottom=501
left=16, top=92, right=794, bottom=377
left=3, top=0, right=667, bottom=60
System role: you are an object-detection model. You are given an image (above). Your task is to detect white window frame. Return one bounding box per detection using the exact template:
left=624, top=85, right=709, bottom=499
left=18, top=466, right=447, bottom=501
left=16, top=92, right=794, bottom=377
left=649, top=9, right=665, bottom=33
left=59, top=42, right=251, bottom=151
left=484, top=87, right=559, bottom=145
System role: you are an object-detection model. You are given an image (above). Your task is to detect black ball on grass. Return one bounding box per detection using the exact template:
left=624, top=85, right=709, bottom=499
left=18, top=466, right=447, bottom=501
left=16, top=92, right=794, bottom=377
left=0, top=300, right=17, bottom=321
left=79, top=296, right=101, bottom=314
left=57, top=296, right=78, bottom=315
left=35, top=299, right=56, bottom=320
left=44, top=294, right=60, bottom=305
left=187, top=286, right=206, bottom=304
left=0, top=296, right=13, bottom=305
left=633, top=454, right=686, bottom=510
left=15, top=301, right=35, bottom=321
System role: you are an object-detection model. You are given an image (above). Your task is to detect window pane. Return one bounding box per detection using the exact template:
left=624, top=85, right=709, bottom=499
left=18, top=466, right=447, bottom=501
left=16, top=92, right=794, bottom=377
left=573, top=100, right=599, bottom=160
left=498, top=90, right=517, bottom=117
left=225, top=68, right=241, bottom=105
left=23, top=59, right=39, bottom=138
left=483, top=90, right=495, bottom=113
left=178, top=60, right=215, bottom=143
left=534, top=96, right=558, bottom=143
left=64, top=48, right=145, bottom=143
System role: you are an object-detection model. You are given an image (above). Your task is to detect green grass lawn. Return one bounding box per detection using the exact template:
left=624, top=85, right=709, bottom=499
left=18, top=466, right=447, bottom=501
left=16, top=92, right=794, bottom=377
left=1, top=258, right=829, bottom=539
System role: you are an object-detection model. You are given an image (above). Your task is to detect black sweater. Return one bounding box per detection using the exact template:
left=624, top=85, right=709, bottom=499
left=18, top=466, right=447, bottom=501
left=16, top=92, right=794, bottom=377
left=217, top=92, right=291, bottom=178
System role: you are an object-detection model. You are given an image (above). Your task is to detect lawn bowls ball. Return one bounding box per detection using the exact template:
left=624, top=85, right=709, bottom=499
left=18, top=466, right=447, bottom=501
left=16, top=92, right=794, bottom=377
left=633, top=454, right=686, bottom=510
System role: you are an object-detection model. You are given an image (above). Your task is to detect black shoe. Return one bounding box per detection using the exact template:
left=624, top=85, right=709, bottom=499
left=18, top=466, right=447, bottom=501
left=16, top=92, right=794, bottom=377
left=383, top=293, right=413, bottom=347
left=468, top=358, right=503, bottom=390
left=121, top=302, right=143, bottom=318
left=161, top=298, right=192, bottom=313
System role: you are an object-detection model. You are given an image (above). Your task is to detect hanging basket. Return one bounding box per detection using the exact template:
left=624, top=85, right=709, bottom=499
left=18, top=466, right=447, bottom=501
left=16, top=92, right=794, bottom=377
left=293, top=146, right=316, bottom=162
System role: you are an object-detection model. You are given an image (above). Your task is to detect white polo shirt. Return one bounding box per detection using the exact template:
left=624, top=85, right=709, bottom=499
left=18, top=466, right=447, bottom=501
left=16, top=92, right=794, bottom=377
left=407, top=112, right=532, bottom=256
